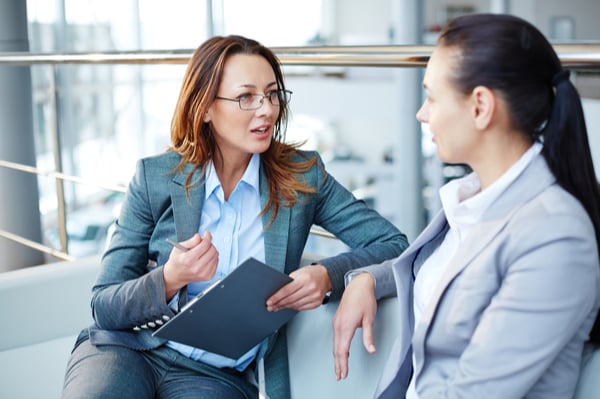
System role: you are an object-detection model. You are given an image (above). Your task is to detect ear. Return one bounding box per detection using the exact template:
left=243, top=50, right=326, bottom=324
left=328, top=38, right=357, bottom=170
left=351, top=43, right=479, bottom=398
left=203, top=106, right=212, bottom=123
left=470, top=85, right=496, bottom=130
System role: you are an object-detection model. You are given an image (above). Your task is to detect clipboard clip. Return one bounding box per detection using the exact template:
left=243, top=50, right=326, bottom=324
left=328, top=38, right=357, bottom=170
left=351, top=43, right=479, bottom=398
left=181, top=278, right=223, bottom=312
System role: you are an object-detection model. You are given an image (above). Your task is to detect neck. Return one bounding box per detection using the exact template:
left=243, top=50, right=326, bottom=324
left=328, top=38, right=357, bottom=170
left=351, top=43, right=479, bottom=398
left=471, top=131, right=532, bottom=190
left=213, top=152, right=252, bottom=200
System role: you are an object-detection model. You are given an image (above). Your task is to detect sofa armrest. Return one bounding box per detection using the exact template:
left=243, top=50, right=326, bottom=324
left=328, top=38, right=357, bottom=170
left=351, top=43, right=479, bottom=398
left=286, top=296, right=399, bottom=398
left=287, top=296, right=600, bottom=399
left=0, top=256, right=101, bottom=350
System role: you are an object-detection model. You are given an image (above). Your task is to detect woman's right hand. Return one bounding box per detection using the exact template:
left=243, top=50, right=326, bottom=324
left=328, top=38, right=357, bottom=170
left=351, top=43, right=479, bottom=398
left=163, top=231, right=218, bottom=301
left=332, top=272, right=378, bottom=381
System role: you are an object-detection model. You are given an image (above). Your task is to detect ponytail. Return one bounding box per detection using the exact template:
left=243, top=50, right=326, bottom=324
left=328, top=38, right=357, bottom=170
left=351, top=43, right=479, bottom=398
left=542, top=70, right=600, bottom=342
left=541, top=70, right=600, bottom=251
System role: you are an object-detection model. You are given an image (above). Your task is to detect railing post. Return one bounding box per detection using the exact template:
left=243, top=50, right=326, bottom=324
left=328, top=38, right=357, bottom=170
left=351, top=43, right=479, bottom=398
left=0, top=0, right=44, bottom=270
left=390, top=0, right=426, bottom=241
left=49, top=66, right=69, bottom=254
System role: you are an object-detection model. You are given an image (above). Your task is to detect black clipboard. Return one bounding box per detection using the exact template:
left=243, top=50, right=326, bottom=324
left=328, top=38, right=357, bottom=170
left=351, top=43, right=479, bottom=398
left=152, top=257, right=297, bottom=359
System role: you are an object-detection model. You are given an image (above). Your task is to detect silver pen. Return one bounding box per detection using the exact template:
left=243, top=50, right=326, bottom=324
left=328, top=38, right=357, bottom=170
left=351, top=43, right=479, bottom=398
left=166, top=238, right=189, bottom=251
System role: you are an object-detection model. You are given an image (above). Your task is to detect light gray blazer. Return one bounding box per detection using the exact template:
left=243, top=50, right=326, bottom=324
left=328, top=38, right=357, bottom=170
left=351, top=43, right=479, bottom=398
left=366, top=153, right=600, bottom=398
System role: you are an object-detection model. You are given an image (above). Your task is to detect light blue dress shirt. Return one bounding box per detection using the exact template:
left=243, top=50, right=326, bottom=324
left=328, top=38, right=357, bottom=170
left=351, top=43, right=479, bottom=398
left=166, top=153, right=266, bottom=371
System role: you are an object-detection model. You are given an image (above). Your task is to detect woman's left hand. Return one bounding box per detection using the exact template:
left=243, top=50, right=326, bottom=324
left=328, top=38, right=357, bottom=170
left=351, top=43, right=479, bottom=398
left=266, top=264, right=332, bottom=311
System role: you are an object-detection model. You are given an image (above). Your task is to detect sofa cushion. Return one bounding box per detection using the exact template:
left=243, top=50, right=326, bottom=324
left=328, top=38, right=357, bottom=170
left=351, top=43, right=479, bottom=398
left=0, top=334, right=77, bottom=398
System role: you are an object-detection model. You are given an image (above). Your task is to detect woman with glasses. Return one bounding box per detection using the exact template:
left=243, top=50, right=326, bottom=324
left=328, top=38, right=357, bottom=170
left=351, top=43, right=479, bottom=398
left=332, top=13, right=600, bottom=398
left=60, top=35, right=408, bottom=399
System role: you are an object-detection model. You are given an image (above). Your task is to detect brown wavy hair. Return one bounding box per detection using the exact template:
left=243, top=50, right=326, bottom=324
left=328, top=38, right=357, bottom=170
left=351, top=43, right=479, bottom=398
left=169, top=35, right=317, bottom=224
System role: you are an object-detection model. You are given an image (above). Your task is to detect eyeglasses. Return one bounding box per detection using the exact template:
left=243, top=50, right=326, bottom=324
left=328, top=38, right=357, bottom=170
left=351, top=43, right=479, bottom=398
left=215, top=89, right=292, bottom=111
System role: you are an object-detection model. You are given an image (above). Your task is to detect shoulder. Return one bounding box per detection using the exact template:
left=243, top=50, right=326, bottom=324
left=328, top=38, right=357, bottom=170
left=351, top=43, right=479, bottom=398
left=138, top=151, right=182, bottom=170
left=134, top=151, right=183, bottom=180
left=515, top=184, right=593, bottom=234
left=503, top=154, right=594, bottom=243
left=503, top=183, right=597, bottom=267
left=289, top=149, right=322, bottom=164
left=292, top=150, right=327, bottom=187
left=127, top=151, right=185, bottom=195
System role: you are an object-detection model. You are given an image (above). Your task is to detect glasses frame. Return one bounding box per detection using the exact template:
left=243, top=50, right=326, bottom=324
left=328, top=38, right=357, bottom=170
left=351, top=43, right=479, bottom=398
left=215, top=89, right=292, bottom=111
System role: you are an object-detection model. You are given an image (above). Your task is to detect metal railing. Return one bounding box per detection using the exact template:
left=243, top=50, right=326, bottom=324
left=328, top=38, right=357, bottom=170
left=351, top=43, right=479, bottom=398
left=1, top=44, right=600, bottom=68
left=1, top=44, right=600, bottom=261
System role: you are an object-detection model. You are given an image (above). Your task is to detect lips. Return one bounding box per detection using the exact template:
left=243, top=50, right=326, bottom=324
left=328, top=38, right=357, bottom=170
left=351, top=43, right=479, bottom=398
left=251, top=125, right=272, bottom=138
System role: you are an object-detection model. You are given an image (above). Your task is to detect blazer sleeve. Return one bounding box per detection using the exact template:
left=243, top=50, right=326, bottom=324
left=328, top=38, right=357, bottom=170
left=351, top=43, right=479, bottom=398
left=90, top=157, right=176, bottom=330
left=309, top=153, right=409, bottom=299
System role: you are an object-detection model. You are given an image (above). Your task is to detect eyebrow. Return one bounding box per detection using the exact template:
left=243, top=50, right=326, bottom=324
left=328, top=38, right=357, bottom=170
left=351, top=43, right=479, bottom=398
left=237, top=81, right=278, bottom=90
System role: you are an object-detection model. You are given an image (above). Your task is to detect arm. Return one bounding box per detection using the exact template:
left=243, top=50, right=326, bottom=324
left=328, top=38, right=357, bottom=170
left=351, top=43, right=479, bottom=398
left=331, top=256, right=401, bottom=379
left=267, top=152, right=408, bottom=310
left=312, top=155, right=408, bottom=297
left=91, top=157, right=217, bottom=330
left=332, top=272, right=378, bottom=380
left=92, top=158, right=166, bottom=330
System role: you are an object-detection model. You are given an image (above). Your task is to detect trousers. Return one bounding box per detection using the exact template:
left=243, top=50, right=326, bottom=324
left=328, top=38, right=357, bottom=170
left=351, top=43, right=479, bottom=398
left=61, top=338, right=259, bottom=399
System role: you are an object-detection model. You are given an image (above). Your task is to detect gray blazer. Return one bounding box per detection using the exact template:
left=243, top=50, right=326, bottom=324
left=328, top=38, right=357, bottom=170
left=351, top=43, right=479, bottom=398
left=367, top=153, right=599, bottom=398
left=79, top=150, right=407, bottom=399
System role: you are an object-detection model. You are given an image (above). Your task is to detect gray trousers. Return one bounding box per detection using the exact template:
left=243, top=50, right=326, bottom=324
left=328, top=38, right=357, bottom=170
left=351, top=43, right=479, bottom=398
left=61, top=339, right=258, bottom=399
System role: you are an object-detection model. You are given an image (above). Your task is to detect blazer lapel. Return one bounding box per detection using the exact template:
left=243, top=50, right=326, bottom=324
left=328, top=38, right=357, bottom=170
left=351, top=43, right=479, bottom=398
left=170, top=164, right=205, bottom=241
left=409, top=210, right=451, bottom=275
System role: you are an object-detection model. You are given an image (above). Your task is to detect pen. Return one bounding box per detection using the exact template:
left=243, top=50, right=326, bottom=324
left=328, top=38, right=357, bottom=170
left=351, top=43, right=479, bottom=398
left=166, top=238, right=189, bottom=251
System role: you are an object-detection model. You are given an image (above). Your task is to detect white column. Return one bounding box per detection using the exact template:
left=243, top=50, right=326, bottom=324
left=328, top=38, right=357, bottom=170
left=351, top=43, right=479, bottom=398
left=389, top=0, right=426, bottom=241
left=490, top=0, right=509, bottom=14
left=0, top=0, right=45, bottom=269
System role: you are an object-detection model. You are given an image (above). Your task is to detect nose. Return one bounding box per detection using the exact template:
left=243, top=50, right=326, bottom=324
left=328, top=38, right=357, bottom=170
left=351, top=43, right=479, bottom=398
left=255, top=96, right=277, bottom=117
left=416, top=101, right=428, bottom=123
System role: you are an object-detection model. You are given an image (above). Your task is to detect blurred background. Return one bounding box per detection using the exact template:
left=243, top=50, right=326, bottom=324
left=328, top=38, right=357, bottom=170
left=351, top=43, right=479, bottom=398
left=1, top=0, right=599, bottom=267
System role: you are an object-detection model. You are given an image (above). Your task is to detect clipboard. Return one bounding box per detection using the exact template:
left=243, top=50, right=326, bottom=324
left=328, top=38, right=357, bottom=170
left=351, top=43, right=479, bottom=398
left=152, top=257, right=297, bottom=359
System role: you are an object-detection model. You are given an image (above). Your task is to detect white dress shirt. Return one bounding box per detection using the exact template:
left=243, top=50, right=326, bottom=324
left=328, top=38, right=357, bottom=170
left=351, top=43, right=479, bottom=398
left=406, top=142, right=542, bottom=398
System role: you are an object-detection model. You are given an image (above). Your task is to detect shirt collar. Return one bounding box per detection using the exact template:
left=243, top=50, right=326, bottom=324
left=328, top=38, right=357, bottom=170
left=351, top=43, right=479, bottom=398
left=204, top=153, right=261, bottom=200
left=440, top=142, right=543, bottom=228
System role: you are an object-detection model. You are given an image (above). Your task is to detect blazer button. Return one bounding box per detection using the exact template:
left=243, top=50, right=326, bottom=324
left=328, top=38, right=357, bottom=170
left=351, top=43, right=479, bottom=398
left=141, top=324, right=149, bottom=329
left=148, top=321, right=156, bottom=328
left=155, top=319, right=164, bottom=325
left=162, top=315, right=171, bottom=321
left=133, top=326, right=141, bottom=331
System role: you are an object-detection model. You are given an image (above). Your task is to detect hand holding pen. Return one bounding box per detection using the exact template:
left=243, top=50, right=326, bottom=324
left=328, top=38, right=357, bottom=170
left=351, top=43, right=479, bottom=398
left=162, top=231, right=218, bottom=300
left=165, top=238, right=190, bottom=252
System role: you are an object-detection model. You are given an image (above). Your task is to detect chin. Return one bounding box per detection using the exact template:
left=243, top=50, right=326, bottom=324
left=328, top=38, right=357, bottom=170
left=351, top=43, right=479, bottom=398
left=251, top=144, right=270, bottom=155
left=436, top=149, right=452, bottom=164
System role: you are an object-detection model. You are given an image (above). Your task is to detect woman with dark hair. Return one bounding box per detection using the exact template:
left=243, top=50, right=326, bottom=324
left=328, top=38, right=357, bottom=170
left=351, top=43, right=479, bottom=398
left=333, top=13, right=600, bottom=398
left=60, top=35, right=408, bottom=399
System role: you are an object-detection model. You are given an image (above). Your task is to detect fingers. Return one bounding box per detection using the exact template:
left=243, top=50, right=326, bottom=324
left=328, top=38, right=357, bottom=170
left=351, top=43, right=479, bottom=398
left=266, top=282, right=295, bottom=311
left=362, top=319, right=377, bottom=354
left=332, top=315, right=354, bottom=380
left=266, top=265, right=331, bottom=311
left=331, top=273, right=378, bottom=380
left=179, top=232, right=202, bottom=249
left=267, top=284, right=322, bottom=311
left=164, top=232, right=219, bottom=286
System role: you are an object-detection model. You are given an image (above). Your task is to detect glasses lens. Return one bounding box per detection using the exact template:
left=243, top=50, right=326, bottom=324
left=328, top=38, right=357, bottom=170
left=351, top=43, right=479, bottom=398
left=272, top=90, right=291, bottom=106
left=238, top=95, right=260, bottom=110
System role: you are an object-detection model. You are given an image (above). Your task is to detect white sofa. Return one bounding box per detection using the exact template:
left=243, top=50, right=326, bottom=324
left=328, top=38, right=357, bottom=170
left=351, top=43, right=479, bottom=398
left=0, top=257, right=598, bottom=399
